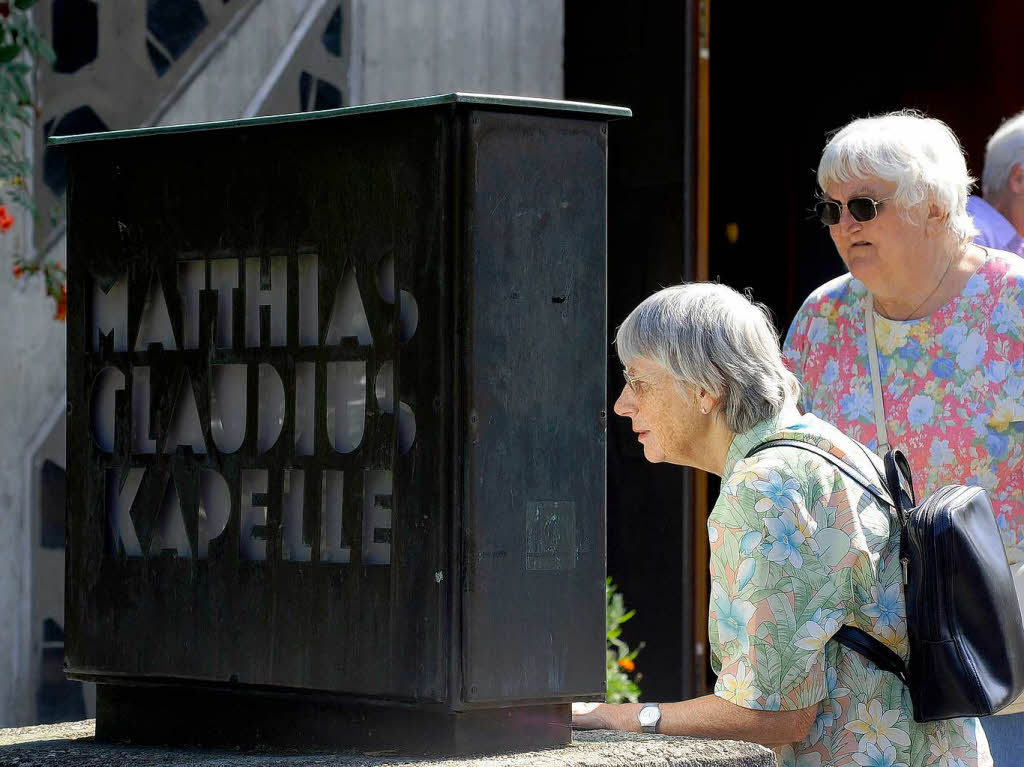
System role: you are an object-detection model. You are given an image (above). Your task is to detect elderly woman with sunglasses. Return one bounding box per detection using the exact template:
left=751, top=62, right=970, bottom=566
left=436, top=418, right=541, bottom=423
left=571, top=282, right=990, bottom=767
left=784, top=111, right=1024, bottom=763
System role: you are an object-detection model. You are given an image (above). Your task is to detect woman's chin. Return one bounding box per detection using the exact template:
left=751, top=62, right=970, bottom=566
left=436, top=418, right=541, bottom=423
left=641, top=443, right=665, bottom=463
left=845, top=259, right=885, bottom=293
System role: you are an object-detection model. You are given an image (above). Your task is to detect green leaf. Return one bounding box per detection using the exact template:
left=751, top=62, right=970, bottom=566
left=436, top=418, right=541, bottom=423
left=779, top=652, right=812, bottom=695
left=814, top=528, right=851, bottom=568
left=0, top=45, right=20, bottom=64
left=9, top=77, right=29, bottom=103
left=799, top=579, right=843, bottom=625
left=711, top=498, right=756, bottom=530
left=882, top=677, right=904, bottom=713
left=844, top=656, right=883, bottom=701
left=15, top=0, right=40, bottom=10
left=605, top=579, right=643, bottom=703
left=751, top=635, right=782, bottom=691
left=790, top=573, right=813, bottom=615
left=766, top=591, right=797, bottom=646
left=719, top=528, right=742, bottom=574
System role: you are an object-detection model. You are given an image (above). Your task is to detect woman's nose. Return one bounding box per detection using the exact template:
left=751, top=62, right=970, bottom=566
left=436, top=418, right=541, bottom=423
left=838, top=205, right=863, bottom=230
left=613, top=384, right=635, bottom=417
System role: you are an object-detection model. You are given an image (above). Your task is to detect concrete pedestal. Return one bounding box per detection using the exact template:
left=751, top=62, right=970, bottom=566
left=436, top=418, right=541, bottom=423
left=0, top=720, right=775, bottom=766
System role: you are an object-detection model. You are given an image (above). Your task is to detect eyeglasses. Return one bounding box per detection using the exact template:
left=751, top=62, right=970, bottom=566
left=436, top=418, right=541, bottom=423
left=815, top=196, right=892, bottom=226
left=622, top=369, right=648, bottom=394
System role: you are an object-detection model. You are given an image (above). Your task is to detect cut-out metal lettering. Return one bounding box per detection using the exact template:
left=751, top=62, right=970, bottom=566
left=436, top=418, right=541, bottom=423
left=91, top=367, right=125, bottom=454
left=320, top=470, right=350, bottom=564
left=93, top=276, right=128, bottom=352
left=90, top=253, right=418, bottom=567
left=244, top=256, right=287, bottom=348
left=134, top=275, right=177, bottom=351
left=362, top=470, right=392, bottom=566
left=209, top=258, right=237, bottom=349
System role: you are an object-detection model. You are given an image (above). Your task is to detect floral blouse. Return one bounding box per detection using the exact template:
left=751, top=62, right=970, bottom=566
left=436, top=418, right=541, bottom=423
left=783, top=253, right=1024, bottom=567
left=709, top=409, right=990, bottom=767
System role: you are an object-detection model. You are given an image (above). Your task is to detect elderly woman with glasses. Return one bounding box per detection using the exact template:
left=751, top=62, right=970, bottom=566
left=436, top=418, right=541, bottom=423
left=784, top=111, right=1024, bottom=763
left=571, top=282, right=990, bottom=767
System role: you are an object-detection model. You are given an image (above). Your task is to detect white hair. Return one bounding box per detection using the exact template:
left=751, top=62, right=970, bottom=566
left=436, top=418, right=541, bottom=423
left=982, top=110, right=1024, bottom=199
left=615, top=282, right=798, bottom=435
left=817, top=110, right=977, bottom=246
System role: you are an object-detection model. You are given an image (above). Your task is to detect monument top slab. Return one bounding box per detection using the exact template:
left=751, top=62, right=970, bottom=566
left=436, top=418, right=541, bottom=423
left=46, top=92, right=633, bottom=147
left=0, top=721, right=776, bottom=767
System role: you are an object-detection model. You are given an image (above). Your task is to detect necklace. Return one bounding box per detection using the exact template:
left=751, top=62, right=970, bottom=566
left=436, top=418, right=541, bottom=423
left=877, top=251, right=957, bottom=321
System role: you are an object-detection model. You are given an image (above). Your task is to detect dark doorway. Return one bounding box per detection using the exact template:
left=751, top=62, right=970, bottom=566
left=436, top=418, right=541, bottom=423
left=709, top=1, right=1023, bottom=337
left=565, top=1, right=702, bottom=702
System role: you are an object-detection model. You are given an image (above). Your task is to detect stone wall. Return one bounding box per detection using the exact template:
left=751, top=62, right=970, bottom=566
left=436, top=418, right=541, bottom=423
left=0, top=721, right=777, bottom=766
left=351, top=0, right=563, bottom=105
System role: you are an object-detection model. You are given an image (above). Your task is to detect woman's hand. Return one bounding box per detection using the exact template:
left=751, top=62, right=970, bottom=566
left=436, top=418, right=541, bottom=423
left=573, top=696, right=817, bottom=746
left=571, top=701, right=639, bottom=731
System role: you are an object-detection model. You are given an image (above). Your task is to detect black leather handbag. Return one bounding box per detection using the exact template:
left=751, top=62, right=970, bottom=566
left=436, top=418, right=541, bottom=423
left=746, top=439, right=1024, bottom=722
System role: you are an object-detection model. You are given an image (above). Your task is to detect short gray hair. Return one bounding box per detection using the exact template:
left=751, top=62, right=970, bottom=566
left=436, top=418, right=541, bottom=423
left=615, top=282, right=798, bottom=434
left=982, top=110, right=1024, bottom=199
left=818, top=110, right=977, bottom=247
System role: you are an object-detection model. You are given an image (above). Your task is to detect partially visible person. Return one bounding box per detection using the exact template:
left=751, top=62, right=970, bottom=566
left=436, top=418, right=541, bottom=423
left=784, top=110, right=1024, bottom=765
left=572, top=282, right=990, bottom=767
left=968, top=110, right=1024, bottom=256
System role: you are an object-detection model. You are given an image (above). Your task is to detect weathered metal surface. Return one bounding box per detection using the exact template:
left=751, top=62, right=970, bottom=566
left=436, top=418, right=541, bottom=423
left=95, top=686, right=570, bottom=755
left=48, top=93, right=632, bottom=146
left=461, top=111, right=607, bottom=703
left=61, top=96, right=622, bottom=751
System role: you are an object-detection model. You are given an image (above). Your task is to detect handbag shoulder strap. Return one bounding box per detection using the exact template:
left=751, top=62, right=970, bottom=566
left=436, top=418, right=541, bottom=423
left=745, top=438, right=893, bottom=509
left=864, top=294, right=891, bottom=458
left=833, top=625, right=908, bottom=683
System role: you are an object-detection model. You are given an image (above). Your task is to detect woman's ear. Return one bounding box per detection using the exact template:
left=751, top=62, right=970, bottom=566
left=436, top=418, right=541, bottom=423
left=697, top=389, right=719, bottom=415
left=1008, top=163, right=1024, bottom=195
left=925, top=202, right=948, bottom=236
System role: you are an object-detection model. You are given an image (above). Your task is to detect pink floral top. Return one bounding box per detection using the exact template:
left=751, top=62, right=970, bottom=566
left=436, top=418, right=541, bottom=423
left=783, top=252, right=1024, bottom=566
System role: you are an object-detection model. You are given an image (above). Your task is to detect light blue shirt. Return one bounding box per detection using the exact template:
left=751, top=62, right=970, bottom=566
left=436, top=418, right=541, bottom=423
left=968, top=195, right=1024, bottom=256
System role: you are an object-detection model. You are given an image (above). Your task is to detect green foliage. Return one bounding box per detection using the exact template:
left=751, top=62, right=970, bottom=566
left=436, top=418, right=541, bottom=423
left=1, top=1, right=66, bottom=318
left=0, top=0, right=52, bottom=213
left=605, top=578, right=644, bottom=704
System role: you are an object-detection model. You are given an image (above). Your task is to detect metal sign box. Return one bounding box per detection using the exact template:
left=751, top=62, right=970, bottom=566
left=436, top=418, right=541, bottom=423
left=56, top=93, right=628, bottom=754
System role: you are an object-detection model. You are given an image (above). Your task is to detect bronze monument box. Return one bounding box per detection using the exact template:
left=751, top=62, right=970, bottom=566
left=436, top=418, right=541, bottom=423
left=56, top=93, right=629, bottom=754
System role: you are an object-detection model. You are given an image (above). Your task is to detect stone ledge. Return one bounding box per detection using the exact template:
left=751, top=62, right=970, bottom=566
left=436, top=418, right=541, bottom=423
left=0, top=720, right=776, bottom=766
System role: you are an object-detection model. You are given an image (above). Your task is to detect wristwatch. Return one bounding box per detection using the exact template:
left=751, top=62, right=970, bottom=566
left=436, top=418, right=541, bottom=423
left=637, top=702, right=661, bottom=734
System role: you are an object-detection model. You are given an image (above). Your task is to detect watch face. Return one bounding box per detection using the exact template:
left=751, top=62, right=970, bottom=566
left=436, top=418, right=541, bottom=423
left=638, top=706, right=660, bottom=726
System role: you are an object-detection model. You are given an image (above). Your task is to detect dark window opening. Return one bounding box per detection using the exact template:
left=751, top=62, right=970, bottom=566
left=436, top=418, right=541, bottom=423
left=42, top=106, right=109, bottom=197
left=145, top=0, right=209, bottom=75
left=40, top=460, right=66, bottom=550
left=42, top=618, right=64, bottom=643
left=52, top=0, right=99, bottom=74
left=322, top=8, right=342, bottom=57
left=299, top=72, right=343, bottom=112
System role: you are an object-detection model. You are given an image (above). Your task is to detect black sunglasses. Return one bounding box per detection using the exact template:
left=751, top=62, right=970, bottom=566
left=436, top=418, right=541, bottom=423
left=815, top=196, right=891, bottom=226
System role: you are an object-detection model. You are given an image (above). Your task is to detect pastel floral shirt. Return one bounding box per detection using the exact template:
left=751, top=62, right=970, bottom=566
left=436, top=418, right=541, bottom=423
left=782, top=253, right=1024, bottom=567
left=709, top=408, right=990, bottom=767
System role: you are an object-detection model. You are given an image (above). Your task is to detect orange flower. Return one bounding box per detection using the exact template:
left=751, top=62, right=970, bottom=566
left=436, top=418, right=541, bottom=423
left=11, top=263, right=23, bottom=278
left=618, top=658, right=635, bottom=673
left=0, top=206, right=14, bottom=233
left=54, top=284, right=67, bottom=322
